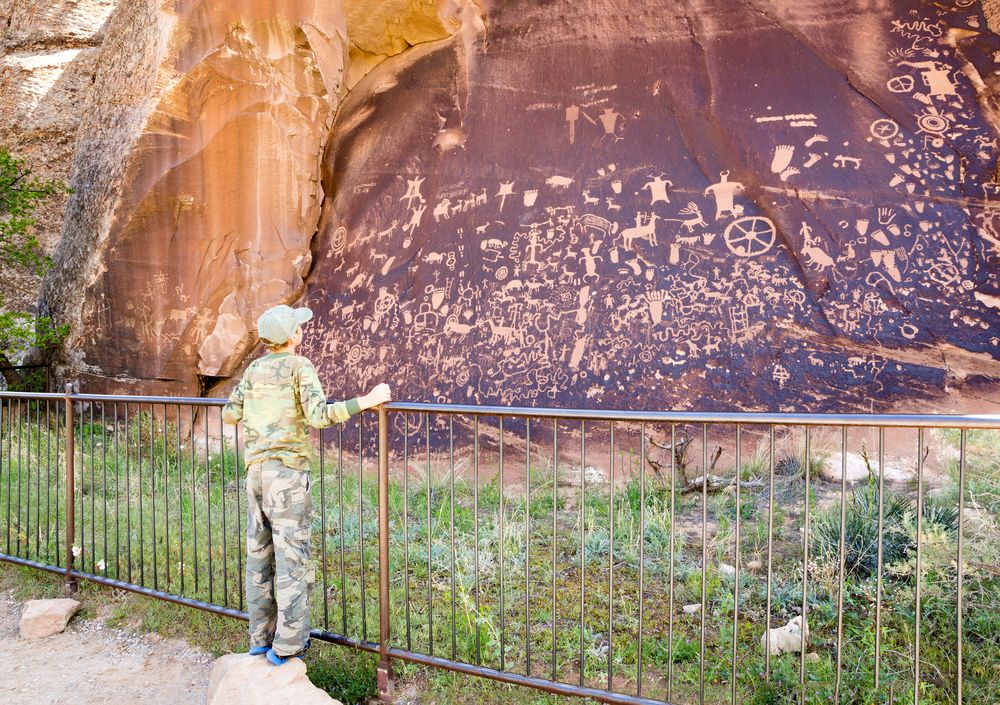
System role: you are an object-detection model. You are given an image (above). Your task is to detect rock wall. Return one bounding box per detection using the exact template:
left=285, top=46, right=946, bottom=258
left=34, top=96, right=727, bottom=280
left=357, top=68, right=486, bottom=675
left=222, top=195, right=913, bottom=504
left=301, top=0, right=1000, bottom=412
left=0, top=0, right=121, bottom=313
left=17, top=0, right=1000, bottom=412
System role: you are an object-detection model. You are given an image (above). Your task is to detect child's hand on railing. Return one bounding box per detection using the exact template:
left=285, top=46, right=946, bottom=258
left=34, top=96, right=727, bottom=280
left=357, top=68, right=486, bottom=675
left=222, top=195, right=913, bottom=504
left=360, top=383, right=392, bottom=410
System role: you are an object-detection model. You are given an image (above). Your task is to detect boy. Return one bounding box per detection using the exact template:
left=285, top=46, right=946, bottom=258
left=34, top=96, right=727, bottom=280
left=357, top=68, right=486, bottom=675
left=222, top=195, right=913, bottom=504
left=222, top=304, right=391, bottom=665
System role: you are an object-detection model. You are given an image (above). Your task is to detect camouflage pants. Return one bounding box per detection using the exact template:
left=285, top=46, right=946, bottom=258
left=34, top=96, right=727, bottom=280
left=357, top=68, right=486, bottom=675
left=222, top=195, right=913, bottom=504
left=245, top=459, right=314, bottom=656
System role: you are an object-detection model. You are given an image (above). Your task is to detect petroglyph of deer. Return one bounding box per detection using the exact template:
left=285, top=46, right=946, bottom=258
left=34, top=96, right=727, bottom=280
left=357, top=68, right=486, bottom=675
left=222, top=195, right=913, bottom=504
left=663, top=202, right=707, bottom=232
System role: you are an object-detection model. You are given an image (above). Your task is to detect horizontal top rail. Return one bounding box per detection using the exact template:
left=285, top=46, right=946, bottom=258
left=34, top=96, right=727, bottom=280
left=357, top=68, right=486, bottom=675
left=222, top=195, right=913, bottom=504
left=1, top=389, right=999, bottom=428
left=386, top=401, right=1000, bottom=429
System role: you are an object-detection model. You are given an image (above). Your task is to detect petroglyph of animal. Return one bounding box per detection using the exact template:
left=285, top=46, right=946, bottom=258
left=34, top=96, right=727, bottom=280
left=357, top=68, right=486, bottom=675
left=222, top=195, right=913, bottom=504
left=666, top=203, right=707, bottom=232
left=434, top=199, right=452, bottom=222
left=620, top=213, right=660, bottom=250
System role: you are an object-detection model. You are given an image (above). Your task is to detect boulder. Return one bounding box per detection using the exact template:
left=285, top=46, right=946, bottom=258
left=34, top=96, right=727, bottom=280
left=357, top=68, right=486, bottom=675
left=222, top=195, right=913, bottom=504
left=820, top=453, right=871, bottom=484
left=207, top=653, right=342, bottom=705
left=19, top=598, right=81, bottom=639
left=760, top=615, right=809, bottom=656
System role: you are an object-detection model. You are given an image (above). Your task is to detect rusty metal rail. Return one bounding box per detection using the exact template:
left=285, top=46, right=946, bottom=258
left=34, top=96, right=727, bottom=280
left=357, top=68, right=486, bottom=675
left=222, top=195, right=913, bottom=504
left=1, top=386, right=998, bottom=705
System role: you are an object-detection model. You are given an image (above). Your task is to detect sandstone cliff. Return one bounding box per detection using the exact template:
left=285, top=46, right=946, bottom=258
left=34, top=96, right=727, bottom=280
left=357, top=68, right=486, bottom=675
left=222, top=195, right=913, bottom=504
left=4, top=0, right=998, bottom=412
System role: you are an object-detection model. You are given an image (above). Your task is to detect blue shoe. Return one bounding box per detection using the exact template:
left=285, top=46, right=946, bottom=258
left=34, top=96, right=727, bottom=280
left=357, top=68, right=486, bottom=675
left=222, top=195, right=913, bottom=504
left=248, top=645, right=270, bottom=656
left=266, top=648, right=305, bottom=666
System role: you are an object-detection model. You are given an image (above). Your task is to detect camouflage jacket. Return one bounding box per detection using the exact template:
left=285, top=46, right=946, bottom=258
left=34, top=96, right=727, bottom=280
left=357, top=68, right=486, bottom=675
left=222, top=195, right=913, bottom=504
left=222, top=352, right=361, bottom=471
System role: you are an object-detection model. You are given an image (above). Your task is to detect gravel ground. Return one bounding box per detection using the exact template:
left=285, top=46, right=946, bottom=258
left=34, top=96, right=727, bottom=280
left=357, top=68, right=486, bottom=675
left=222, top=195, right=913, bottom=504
left=2, top=591, right=214, bottom=705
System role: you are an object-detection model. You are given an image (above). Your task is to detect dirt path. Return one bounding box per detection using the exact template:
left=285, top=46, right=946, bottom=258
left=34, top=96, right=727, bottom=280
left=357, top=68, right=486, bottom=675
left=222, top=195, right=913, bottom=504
left=2, top=592, right=214, bottom=705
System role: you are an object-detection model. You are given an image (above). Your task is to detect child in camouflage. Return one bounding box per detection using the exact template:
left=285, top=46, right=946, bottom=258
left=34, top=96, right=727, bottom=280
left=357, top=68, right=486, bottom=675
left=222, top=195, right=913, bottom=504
left=222, top=304, right=391, bottom=665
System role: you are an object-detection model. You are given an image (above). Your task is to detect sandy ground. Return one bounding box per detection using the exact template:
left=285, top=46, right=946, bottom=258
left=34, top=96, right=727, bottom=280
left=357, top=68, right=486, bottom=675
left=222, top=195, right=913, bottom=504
left=2, top=592, right=214, bottom=705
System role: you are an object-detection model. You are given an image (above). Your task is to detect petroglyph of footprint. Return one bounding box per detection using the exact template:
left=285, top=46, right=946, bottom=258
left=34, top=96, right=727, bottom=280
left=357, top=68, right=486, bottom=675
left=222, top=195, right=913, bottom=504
left=770, top=145, right=795, bottom=174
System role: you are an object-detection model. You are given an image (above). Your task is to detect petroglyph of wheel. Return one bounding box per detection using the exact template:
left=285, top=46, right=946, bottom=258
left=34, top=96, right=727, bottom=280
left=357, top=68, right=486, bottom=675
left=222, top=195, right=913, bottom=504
left=724, top=216, right=776, bottom=257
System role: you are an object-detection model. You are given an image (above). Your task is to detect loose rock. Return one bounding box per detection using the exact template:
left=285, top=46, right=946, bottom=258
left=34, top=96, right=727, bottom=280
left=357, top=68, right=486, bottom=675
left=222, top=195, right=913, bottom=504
left=19, top=598, right=81, bottom=639
left=820, top=453, right=871, bottom=484
left=682, top=603, right=701, bottom=615
left=207, top=653, right=342, bottom=705
left=760, top=615, right=809, bottom=656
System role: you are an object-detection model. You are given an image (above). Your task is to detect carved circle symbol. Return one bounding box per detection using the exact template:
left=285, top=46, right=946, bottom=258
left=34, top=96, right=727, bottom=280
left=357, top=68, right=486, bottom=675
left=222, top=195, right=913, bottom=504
left=724, top=216, right=777, bottom=258
left=917, top=113, right=948, bottom=134
left=869, top=119, right=899, bottom=140
left=887, top=75, right=914, bottom=93
left=331, top=226, right=348, bottom=254
left=495, top=266, right=509, bottom=281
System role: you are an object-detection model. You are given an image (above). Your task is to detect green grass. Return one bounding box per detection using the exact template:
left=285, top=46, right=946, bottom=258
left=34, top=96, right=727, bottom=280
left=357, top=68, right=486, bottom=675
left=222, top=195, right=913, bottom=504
left=1, top=406, right=998, bottom=704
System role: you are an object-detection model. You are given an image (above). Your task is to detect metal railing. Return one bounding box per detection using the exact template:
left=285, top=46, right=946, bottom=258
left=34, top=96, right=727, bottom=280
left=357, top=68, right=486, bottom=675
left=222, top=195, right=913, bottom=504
left=1, top=385, right=998, bottom=705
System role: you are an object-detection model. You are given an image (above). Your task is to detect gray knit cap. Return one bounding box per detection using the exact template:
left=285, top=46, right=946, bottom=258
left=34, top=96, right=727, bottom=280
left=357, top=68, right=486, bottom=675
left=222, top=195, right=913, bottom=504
left=257, top=305, right=312, bottom=345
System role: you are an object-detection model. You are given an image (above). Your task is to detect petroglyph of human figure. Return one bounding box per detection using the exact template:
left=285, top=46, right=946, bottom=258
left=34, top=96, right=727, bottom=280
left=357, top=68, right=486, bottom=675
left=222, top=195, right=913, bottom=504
left=704, top=171, right=745, bottom=219
left=403, top=204, right=426, bottom=238
left=642, top=175, right=673, bottom=205
left=400, top=176, right=426, bottom=207
left=597, top=108, right=623, bottom=140
left=897, top=60, right=959, bottom=100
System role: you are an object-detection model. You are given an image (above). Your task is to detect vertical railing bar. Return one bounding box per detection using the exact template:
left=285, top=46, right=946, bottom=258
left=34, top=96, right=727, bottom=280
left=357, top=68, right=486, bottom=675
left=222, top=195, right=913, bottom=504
left=149, top=402, right=155, bottom=588
left=359, top=412, right=367, bottom=641
left=236, top=418, right=244, bottom=609
left=164, top=404, right=170, bottom=587
left=18, top=398, right=25, bottom=558
left=35, top=399, right=41, bottom=559
left=114, top=403, right=120, bottom=580
left=667, top=423, right=676, bottom=700
left=377, top=403, right=392, bottom=698
left=22, top=398, right=28, bottom=560
left=799, top=427, right=812, bottom=691
left=499, top=415, right=506, bottom=672
left=765, top=425, right=775, bottom=679
left=189, top=406, right=197, bottom=593
left=138, top=403, right=145, bottom=586
left=956, top=428, right=965, bottom=705
left=700, top=423, right=708, bottom=705
left=320, top=430, right=329, bottom=630
left=22, top=398, right=29, bottom=560
left=404, top=415, right=411, bottom=651
left=204, top=406, right=212, bottom=602
left=473, top=415, right=481, bottom=666
left=64, top=383, right=77, bottom=594
left=579, top=420, right=586, bottom=688
left=607, top=419, right=615, bottom=692
left=219, top=407, right=228, bottom=608
left=637, top=421, right=646, bottom=698
left=46, top=400, right=52, bottom=564
left=126, top=404, right=133, bottom=584
left=426, top=412, right=433, bottom=656
left=732, top=424, right=742, bottom=705
left=835, top=426, right=848, bottom=702
left=5, top=397, right=11, bottom=555
left=914, top=427, right=924, bottom=705
left=56, top=398, right=61, bottom=565
left=551, top=418, right=558, bottom=682
left=339, top=423, right=347, bottom=635
left=102, top=404, right=108, bottom=574
left=525, top=417, right=531, bottom=677
left=177, top=406, right=183, bottom=594
left=874, top=426, right=885, bottom=689
left=449, top=415, right=457, bottom=662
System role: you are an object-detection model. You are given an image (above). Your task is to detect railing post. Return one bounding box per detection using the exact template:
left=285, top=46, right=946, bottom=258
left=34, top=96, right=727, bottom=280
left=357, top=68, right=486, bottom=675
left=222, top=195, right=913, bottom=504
left=64, top=382, right=78, bottom=595
left=377, top=404, right=393, bottom=701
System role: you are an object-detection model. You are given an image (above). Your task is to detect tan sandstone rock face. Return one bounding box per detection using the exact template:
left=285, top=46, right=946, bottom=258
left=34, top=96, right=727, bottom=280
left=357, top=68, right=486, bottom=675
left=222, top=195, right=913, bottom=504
left=0, top=0, right=121, bottom=313
left=44, top=1, right=349, bottom=394
left=207, top=653, right=342, bottom=705
left=18, top=598, right=81, bottom=639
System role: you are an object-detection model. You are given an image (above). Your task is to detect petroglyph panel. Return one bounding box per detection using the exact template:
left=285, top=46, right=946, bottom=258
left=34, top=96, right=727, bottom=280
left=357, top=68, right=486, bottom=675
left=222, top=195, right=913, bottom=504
left=302, top=0, right=1000, bottom=411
